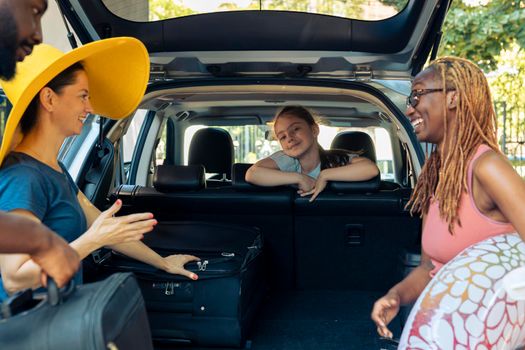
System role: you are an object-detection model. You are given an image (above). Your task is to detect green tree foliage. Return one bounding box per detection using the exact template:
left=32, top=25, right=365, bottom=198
left=259, top=0, right=369, bottom=18
left=439, top=0, right=525, bottom=71
left=490, top=43, right=525, bottom=110
left=438, top=1, right=525, bottom=154
left=149, top=0, right=196, bottom=20
left=488, top=43, right=525, bottom=149
left=377, top=0, right=407, bottom=11
left=149, top=0, right=407, bottom=21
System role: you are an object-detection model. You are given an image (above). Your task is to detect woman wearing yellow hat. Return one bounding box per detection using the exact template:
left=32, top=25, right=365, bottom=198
left=0, top=37, right=199, bottom=299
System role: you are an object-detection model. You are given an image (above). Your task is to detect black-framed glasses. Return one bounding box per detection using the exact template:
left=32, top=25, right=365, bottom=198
left=406, top=88, right=454, bottom=108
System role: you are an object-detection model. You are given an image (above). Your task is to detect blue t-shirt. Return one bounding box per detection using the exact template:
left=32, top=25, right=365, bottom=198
left=270, top=150, right=321, bottom=179
left=0, top=152, right=87, bottom=300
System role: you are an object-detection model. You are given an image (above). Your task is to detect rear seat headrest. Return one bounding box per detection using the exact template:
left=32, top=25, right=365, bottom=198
left=232, top=163, right=288, bottom=191
left=188, top=128, right=234, bottom=178
left=328, top=174, right=381, bottom=193
left=321, top=149, right=380, bottom=193
left=330, top=131, right=377, bottom=163
left=232, top=163, right=257, bottom=190
left=153, top=165, right=206, bottom=192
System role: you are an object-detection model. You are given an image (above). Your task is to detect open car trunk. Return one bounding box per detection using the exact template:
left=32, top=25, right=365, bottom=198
left=74, top=79, right=423, bottom=350
left=54, top=1, right=452, bottom=348
left=150, top=291, right=399, bottom=350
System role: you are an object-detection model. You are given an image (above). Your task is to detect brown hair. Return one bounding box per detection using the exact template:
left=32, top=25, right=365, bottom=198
left=274, top=105, right=318, bottom=128
left=406, top=56, right=500, bottom=233
left=20, top=62, right=85, bottom=134
left=273, top=105, right=356, bottom=169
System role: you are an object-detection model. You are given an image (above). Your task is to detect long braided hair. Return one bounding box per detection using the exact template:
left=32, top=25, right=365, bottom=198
left=406, top=57, right=500, bottom=234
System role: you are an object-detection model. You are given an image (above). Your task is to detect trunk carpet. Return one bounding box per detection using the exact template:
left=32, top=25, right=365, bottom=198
left=248, top=290, right=401, bottom=350
left=155, top=290, right=403, bottom=350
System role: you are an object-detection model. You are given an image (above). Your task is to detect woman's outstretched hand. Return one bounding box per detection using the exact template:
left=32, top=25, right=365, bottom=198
left=162, top=254, right=201, bottom=280
left=85, top=199, right=157, bottom=248
left=371, top=290, right=401, bottom=339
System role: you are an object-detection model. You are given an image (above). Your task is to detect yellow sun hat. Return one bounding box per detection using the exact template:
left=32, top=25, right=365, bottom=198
left=0, top=37, right=150, bottom=165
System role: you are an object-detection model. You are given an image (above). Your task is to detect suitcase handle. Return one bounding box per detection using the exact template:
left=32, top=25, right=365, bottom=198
left=47, top=278, right=76, bottom=306
left=1, top=278, right=77, bottom=319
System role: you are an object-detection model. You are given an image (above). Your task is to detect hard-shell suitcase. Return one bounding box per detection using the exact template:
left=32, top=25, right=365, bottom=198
left=97, top=221, right=265, bottom=348
left=0, top=272, right=153, bottom=350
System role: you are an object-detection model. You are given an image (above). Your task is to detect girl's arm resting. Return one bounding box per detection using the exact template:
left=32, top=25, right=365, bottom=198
left=245, top=158, right=303, bottom=187
left=306, top=157, right=379, bottom=201
left=320, top=157, right=379, bottom=182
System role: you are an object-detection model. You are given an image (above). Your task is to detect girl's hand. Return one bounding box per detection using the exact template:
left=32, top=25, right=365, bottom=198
left=162, top=254, right=200, bottom=280
left=296, top=173, right=316, bottom=194
left=371, top=290, right=401, bottom=339
left=85, top=200, right=157, bottom=248
left=300, top=171, right=328, bottom=202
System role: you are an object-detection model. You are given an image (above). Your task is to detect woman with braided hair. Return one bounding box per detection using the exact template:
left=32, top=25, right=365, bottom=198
left=371, top=56, right=525, bottom=339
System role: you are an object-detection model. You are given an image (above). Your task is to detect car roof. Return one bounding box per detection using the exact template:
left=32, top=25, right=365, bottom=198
left=57, top=0, right=452, bottom=80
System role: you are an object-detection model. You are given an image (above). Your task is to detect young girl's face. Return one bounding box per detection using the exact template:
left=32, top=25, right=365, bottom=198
left=274, top=113, right=319, bottom=159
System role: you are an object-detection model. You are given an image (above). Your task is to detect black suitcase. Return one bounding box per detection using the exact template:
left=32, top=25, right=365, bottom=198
left=0, top=272, right=153, bottom=350
left=96, top=221, right=265, bottom=348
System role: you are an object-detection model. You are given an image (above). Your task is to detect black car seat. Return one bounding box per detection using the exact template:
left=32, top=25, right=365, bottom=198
left=330, top=131, right=376, bottom=162
left=188, top=128, right=234, bottom=186
left=331, top=131, right=400, bottom=190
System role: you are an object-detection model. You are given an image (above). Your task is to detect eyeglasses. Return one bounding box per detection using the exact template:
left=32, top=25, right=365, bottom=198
left=406, top=88, right=454, bottom=108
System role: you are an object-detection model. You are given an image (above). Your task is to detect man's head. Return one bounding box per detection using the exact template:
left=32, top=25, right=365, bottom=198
left=0, top=0, right=47, bottom=80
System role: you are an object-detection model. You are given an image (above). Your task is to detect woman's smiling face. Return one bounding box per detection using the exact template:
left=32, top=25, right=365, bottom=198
left=51, top=70, right=93, bottom=137
left=406, top=68, right=452, bottom=145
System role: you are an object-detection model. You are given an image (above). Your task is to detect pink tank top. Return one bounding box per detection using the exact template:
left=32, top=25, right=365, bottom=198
left=422, top=144, right=515, bottom=276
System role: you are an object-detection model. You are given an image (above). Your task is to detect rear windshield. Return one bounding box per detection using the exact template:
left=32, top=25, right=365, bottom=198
left=182, top=124, right=395, bottom=181
left=101, top=0, right=408, bottom=22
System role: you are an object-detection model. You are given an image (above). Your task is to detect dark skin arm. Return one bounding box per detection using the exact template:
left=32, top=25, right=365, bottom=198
left=371, top=246, right=434, bottom=338
left=371, top=149, right=525, bottom=339
left=472, top=150, right=525, bottom=233
left=0, top=211, right=80, bottom=288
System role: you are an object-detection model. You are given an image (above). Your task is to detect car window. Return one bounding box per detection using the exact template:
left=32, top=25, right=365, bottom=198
left=154, top=121, right=168, bottom=166
left=121, top=109, right=148, bottom=181
left=184, top=124, right=395, bottom=181
left=102, top=0, right=409, bottom=22
left=0, top=92, right=10, bottom=144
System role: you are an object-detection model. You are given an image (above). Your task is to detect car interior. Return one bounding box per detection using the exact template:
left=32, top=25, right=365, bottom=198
left=0, top=1, right=458, bottom=348
left=76, top=80, right=424, bottom=349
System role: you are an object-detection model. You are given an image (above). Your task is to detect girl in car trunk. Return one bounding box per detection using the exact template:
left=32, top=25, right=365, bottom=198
left=245, top=105, right=379, bottom=201
left=0, top=39, right=200, bottom=299
left=371, top=56, right=525, bottom=340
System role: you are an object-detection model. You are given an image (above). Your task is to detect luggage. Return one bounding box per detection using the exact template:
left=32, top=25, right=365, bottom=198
left=0, top=272, right=153, bottom=350
left=96, top=221, right=265, bottom=348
